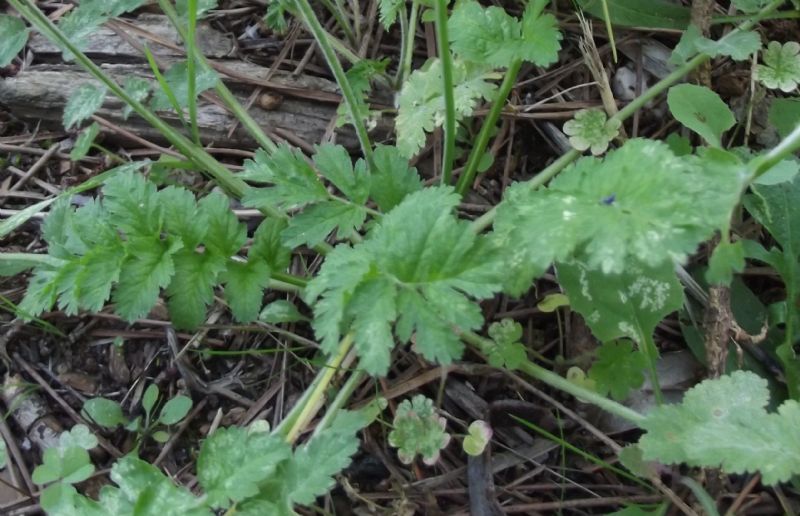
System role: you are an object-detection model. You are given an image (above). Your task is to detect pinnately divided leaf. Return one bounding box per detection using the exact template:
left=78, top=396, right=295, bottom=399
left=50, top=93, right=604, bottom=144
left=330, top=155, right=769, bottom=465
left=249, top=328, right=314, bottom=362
left=493, top=139, right=745, bottom=295
left=448, top=0, right=562, bottom=68
left=305, top=186, right=503, bottom=375
left=19, top=171, right=279, bottom=329
left=638, top=371, right=800, bottom=485
left=396, top=59, right=498, bottom=158
left=198, top=427, right=291, bottom=508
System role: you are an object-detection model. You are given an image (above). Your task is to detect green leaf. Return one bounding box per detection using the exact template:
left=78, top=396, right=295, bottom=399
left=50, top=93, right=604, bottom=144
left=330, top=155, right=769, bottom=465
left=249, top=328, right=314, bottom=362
left=59, top=425, right=98, bottom=451
left=557, top=259, right=683, bottom=344
left=313, top=144, right=369, bottom=204
left=369, top=145, right=423, bottom=212
left=259, top=300, right=309, bottom=323
left=33, top=446, right=94, bottom=485
left=284, top=408, right=373, bottom=505
left=121, top=76, right=151, bottom=119
left=222, top=260, right=271, bottom=322
left=158, top=186, right=209, bottom=250
left=486, top=318, right=527, bottom=369
left=281, top=201, right=367, bottom=248
left=152, top=430, right=170, bottom=443
left=669, top=24, right=702, bottom=66
left=108, top=455, right=210, bottom=515
left=142, top=384, right=159, bottom=418
left=102, top=170, right=163, bottom=238
left=82, top=398, right=127, bottom=428
left=306, top=187, right=502, bottom=375
left=537, top=293, right=570, bottom=312
left=241, top=145, right=329, bottom=209
left=40, top=484, right=105, bottom=516
left=70, top=122, right=101, bottom=160
left=199, top=191, right=247, bottom=257
left=158, top=395, right=192, bottom=425
left=166, top=250, right=226, bottom=329
left=768, top=98, right=800, bottom=138
left=150, top=59, right=219, bottom=111
left=494, top=140, right=744, bottom=294
left=448, top=0, right=562, bottom=68
left=576, top=0, right=690, bottom=30
left=347, top=277, right=398, bottom=374
left=0, top=15, right=29, bottom=67
left=0, top=440, right=6, bottom=470
left=378, top=0, right=403, bottom=28
left=336, top=59, right=388, bottom=128
left=638, top=371, right=800, bottom=485
left=462, top=420, right=492, bottom=456
left=396, top=59, right=498, bottom=158
left=113, top=236, right=183, bottom=321
left=588, top=340, right=648, bottom=401
left=694, top=30, right=762, bottom=61
left=63, top=84, right=107, bottom=130
left=250, top=218, right=292, bottom=271
left=563, top=109, right=621, bottom=155
left=757, top=41, right=800, bottom=92
left=197, top=426, right=291, bottom=508
left=667, top=84, right=735, bottom=147
left=706, top=240, right=745, bottom=286
left=388, top=395, right=451, bottom=465
left=744, top=177, right=800, bottom=397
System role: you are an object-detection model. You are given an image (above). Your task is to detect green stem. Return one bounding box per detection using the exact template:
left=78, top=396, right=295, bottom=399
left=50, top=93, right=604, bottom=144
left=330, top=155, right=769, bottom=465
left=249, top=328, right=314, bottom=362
left=641, top=332, right=664, bottom=405
left=749, top=124, right=800, bottom=181
left=460, top=330, right=646, bottom=424
left=186, top=0, right=200, bottom=144
left=156, top=0, right=279, bottom=154
left=0, top=253, right=64, bottom=269
left=320, top=0, right=356, bottom=45
left=467, top=0, right=785, bottom=234
left=271, top=271, right=309, bottom=288
left=312, top=368, right=366, bottom=437
left=434, top=0, right=456, bottom=184
left=396, top=1, right=419, bottom=87
left=294, top=0, right=375, bottom=171
left=281, top=334, right=355, bottom=443
left=266, top=278, right=303, bottom=294
left=456, top=59, right=522, bottom=195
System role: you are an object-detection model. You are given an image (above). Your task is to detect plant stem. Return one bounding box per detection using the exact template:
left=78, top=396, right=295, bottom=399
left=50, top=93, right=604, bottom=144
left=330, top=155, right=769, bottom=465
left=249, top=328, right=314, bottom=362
left=312, top=368, right=366, bottom=437
left=293, top=0, right=375, bottom=171
left=749, top=124, right=800, bottom=181
left=156, top=0, right=279, bottom=154
left=0, top=253, right=64, bottom=269
left=641, top=332, right=664, bottom=405
left=186, top=0, right=201, bottom=144
left=282, top=334, right=355, bottom=443
left=460, top=330, right=646, bottom=424
left=396, top=1, right=420, bottom=87
left=433, top=0, right=456, bottom=184
left=456, top=59, right=522, bottom=195
left=320, top=0, right=356, bottom=46
left=467, top=0, right=785, bottom=234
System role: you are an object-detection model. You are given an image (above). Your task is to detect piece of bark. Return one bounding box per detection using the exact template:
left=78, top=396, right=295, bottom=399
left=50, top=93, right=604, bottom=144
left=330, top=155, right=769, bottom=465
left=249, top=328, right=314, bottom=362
left=0, top=63, right=360, bottom=150
left=28, top=14, right=235, bottom=59
left=3, top=13, right=381, bottom=150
